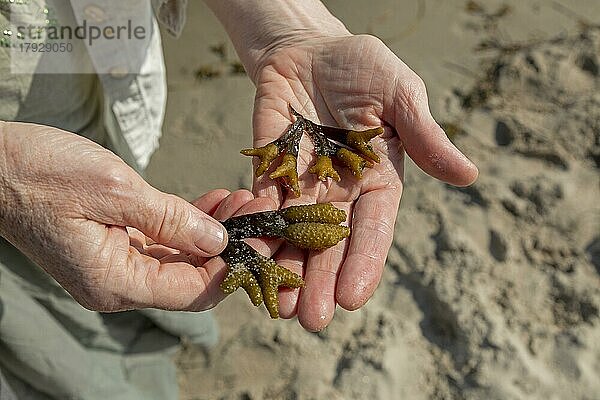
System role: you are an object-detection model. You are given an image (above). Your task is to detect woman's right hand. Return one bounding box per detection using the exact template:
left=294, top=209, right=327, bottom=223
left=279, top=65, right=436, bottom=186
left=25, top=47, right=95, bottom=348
left=0, top=121, right=272, bottom=312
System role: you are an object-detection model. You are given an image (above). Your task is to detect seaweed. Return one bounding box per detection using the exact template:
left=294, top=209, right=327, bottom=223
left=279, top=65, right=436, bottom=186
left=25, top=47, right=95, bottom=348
left=220, top=203, right=350, bottom=318
left=241, top=105, right=384, bottom=196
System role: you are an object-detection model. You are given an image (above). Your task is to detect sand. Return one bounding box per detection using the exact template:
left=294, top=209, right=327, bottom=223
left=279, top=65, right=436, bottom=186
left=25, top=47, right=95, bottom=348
left=146, top=1, right=600, bottom=399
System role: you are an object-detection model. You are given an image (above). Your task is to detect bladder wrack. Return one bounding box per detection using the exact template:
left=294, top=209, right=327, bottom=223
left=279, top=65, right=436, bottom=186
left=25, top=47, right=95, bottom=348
left=241, top=105, right=384, bottom=196
left=220, top=203, right=350, bottom=318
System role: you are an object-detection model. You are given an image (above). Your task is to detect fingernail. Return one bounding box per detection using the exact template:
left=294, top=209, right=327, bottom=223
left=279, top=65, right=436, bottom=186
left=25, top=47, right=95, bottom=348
left=195, top=220, right=227, bottom=256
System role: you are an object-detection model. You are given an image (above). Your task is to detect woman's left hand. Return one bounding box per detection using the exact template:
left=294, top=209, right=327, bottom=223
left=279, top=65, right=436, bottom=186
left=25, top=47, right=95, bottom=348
left=250, top=34, right=478, bottom=331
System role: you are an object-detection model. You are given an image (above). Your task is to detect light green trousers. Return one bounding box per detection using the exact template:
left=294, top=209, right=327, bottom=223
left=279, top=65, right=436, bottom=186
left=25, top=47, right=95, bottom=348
left=0, top=238, right=217, bottom=400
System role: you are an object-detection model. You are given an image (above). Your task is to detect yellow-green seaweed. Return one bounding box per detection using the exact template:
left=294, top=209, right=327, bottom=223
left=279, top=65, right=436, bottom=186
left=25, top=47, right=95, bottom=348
left=283, top=223, right=350, bottom=250
left=281, top=203, right=347, bottom=225
left=308, top=155, right=341, bottom=182
left=219, top=203, right=350, bottom=318
left=241, top=105, right=383, bottom=196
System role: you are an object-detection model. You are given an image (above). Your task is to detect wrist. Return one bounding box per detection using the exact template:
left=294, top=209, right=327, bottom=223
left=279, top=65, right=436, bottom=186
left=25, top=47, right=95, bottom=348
left=0, top=121, right=13, bottom=236
left=204, top=0, right=351, bottom=81
left=0, top=121, right=32, bottom=237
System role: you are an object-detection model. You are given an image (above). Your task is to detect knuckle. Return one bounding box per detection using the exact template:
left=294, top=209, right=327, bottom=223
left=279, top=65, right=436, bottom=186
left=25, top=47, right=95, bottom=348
left=405, top=74, right=428, bottom=104
left=100, top=169, right=138, bottom=212
left=98, top=163, right=139, bottom=200
left=79, top=160, right=142, bottom=222
left=393, top=73, right=429, bottom=125
left=235, top=188, right=254, bottom=199
left=155, top=194, right=189, bottom=243
left=356, top=34, right=385, bottom=48
left=353, top=34, right=389, bottom=61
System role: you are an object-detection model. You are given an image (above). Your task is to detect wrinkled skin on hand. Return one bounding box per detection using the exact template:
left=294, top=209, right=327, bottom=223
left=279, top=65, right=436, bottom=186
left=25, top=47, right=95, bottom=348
left=250, top=35, right=478, bottom=331
left=0, top=122, right=274, bottom=313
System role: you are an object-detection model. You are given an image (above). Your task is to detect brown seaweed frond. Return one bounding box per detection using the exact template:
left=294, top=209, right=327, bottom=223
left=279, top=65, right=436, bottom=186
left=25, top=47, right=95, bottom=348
left=269, top=154, right=300, bottom=197
left=219, top=203, right=350, bottom=318
left=220, top=261, right=263, bottom=306
left=255, top=258, right=304, bottom=318
left=240, top=143, right=280, bottom=177
left=242, top=105, right=383, bottom=196
left=345, top=128, right=384, bottom=163
left=220, top=240, right=303, bottom=318
left=335, top=148, right=372, bottom=179
left=308, top=155, right=341, bottom=182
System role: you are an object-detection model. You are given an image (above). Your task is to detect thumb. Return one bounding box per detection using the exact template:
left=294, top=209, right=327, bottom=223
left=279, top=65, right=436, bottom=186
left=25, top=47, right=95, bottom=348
left=122, top=183, right=228, bottom=257
left=392, top=75, right=479, bottom=186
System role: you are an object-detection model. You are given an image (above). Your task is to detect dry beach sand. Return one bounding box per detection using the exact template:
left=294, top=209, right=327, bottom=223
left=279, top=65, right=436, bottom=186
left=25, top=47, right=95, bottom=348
left=146, top=1, right=600, bottom=399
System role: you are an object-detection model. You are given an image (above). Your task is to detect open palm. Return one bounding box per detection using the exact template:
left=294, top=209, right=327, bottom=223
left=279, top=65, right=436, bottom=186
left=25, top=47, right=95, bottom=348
left=250, top=35, right=478, bottom=331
